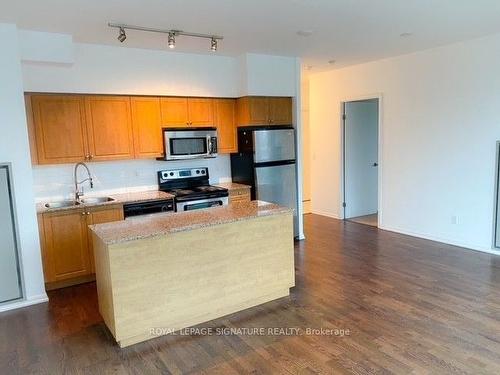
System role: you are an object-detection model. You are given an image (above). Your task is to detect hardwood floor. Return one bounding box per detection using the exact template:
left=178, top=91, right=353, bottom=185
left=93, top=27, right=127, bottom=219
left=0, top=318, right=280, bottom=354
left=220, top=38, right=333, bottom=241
left=1, top=214, right=500, bottom=374
left=347, top=213, right=378, bottom=227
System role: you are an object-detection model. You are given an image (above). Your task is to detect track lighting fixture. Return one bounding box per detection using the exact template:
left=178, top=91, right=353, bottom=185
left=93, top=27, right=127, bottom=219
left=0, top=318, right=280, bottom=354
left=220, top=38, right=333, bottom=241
left=108, top=23, right=223, bottom=52
left=117, top=27, right=126, bottom=43
left=168, top=32, right=176, bottom=49
left=210, top=37, right=217, bottom=51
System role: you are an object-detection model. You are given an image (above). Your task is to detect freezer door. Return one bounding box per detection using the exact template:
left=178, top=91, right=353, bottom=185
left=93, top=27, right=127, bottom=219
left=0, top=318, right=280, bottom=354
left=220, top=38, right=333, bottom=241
left=0, top=165, right=22, bottom=303
left=255, top=163, right=298, bottom=236
left=253, top=128, right=296, bottom=163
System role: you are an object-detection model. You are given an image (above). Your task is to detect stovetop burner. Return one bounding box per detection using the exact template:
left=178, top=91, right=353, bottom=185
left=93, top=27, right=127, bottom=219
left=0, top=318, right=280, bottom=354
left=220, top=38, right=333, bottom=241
left=158, top=167, right=228, bottom=202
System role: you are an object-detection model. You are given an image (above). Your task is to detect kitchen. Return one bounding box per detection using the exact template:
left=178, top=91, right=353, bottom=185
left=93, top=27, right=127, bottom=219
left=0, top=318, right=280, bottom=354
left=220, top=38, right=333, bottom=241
left=0, top=25, right=306, bottom=354
left=0, top=19, right=304, bottom=335
left=27, top=87, right=300, bottom=346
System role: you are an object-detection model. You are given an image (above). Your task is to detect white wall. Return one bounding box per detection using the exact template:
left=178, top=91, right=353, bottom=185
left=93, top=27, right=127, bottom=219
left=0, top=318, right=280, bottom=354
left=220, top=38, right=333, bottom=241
left=344, top=99, right=378, bottom=218
left=0, top=24, right=47, bottom=311
left=241, top=53, right=297, bottom=96
left=22, top=42, right=240, bottom=97
left=310, top=33, right=500, bottom=253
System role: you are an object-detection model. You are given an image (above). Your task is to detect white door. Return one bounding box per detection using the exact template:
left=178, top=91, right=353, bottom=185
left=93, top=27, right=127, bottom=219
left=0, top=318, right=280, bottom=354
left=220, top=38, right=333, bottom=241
left=344, top=100, right=379, bottom=219
left=0, top=165, right=22, bottom=303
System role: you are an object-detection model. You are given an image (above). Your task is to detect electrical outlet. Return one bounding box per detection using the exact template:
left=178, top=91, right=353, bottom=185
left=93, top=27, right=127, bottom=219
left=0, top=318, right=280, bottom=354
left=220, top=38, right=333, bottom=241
left=451, top=215, right=460, bottom=225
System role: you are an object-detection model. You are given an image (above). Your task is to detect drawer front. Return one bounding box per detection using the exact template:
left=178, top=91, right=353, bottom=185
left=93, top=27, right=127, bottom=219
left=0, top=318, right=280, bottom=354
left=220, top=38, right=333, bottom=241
left=229, top=188, right=251, bottom=197
left=229, top=190, right=251, bottom=203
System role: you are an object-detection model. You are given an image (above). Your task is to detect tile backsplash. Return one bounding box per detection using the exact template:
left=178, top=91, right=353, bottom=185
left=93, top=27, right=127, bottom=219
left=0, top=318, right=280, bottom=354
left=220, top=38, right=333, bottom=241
left=32, top=156, right=232, bottom=202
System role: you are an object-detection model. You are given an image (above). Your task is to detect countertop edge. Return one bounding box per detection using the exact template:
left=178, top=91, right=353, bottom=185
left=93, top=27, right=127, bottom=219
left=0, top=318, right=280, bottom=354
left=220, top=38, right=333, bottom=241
left=91, top=202, right=293, bottom=246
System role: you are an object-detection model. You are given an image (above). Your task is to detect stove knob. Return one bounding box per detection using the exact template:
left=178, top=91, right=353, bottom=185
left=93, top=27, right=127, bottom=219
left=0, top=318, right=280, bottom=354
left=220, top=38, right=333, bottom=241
left=169, top=172, right=174, bottom=176
left=196, top=170, right=200, bottom=174
left=201, top=170, right=206, bottom=174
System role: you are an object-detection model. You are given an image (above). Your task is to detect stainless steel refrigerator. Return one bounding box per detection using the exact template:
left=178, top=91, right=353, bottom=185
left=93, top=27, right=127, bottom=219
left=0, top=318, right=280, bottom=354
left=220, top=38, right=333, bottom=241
left=0, top=164, right=23, bottom=304
left=231, top=127, right=298, bottom=237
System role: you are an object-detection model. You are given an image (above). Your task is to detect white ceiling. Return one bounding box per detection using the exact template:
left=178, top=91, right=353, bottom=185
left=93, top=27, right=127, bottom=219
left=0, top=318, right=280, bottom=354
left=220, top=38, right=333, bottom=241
left=2, top=0, right=500, bottom=71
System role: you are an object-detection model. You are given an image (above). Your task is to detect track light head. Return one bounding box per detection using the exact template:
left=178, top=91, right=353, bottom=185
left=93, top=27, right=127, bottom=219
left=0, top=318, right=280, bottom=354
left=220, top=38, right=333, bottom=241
left=168, top=32, right=176, bottom=49
left=117, top=27, right=126, bottom=43
left=210, top=37, right=218, bottom=51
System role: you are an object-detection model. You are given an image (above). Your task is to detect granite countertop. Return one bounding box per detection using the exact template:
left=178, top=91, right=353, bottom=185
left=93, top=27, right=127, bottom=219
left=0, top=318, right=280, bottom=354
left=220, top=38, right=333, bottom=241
left=90, top=200, right=292, bottom=245
left=215, top=182, right=251, bottom=191
left=36, top=190, right=175, bottom=214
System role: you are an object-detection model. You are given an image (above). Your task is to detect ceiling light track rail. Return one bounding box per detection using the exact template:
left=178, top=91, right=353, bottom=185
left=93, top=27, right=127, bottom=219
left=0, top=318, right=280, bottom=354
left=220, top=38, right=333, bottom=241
left=108, top=22, right=223, bottom=51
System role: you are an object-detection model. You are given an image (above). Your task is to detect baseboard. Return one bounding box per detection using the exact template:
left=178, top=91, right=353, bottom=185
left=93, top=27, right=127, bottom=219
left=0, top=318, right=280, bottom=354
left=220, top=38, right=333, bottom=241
left=0, top=293, right=49, bottom=313
left=311, top=209, right=341, bottom=220
left=379, top=224, right=500, bottom=256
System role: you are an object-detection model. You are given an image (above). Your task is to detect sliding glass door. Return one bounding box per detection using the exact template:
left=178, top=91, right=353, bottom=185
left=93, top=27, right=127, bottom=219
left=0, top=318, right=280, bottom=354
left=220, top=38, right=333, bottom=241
left=0, top=164, right=23, bottom=303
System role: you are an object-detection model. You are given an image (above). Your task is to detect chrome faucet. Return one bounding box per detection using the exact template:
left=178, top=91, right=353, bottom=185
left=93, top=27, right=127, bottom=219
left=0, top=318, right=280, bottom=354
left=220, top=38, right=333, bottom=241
left=74, top=162, right=94, bottom=201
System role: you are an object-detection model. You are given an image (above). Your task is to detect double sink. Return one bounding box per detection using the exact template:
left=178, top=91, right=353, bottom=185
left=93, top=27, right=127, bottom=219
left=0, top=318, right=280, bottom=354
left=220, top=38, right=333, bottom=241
left=44, top=196, right=115, bottom=209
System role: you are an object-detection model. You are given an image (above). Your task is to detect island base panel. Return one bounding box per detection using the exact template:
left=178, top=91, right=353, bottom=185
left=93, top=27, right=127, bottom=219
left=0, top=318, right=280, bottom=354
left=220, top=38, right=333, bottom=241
left=92, top=212, right=294, bottom=348
left=118, top=288, right=290, bottom=348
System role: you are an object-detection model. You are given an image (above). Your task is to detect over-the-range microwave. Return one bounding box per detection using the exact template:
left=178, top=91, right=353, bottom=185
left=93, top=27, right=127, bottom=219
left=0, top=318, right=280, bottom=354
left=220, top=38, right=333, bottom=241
left=160, top=127, right=218, bottom=161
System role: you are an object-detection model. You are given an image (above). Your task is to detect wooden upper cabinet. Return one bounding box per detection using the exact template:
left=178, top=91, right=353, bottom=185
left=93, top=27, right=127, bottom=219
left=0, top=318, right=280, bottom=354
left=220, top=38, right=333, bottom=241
left=236, top=96, right=292, bottom=126
left=41, top=209, right=91, bottom=282
left=187, top=98, right=214, bottom=126
left=130, top=97, right=163, bottom=158
left=269, top=97, right=293, bottom=125
left=30, top=95, right=88, bottom=164
left=85, top=96, right=134, bottom=161
left=160, top=97, right=189, bottom=126
left=160, top=97, right=214, bottom=127
left=26, top=94, right=292, bottom=165
left=237, top=97, right=268, bottom=125
left=214, top=99, right=237, bottom=153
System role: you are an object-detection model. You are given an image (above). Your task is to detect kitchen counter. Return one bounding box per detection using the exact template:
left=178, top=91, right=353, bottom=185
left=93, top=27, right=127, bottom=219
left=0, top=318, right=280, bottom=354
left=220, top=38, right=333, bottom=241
left=215, top=182, right=251, bottom=192
left=36, top=190, right=175, bottom=214
left=91, top=200, right=291, bottom=245
left=90, top=200, right=294, bottom=348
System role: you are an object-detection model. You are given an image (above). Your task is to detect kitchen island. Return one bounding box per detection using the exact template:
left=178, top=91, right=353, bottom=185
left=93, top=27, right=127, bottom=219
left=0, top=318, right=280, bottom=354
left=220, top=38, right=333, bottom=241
left=90, top=200, right=295, bottom=348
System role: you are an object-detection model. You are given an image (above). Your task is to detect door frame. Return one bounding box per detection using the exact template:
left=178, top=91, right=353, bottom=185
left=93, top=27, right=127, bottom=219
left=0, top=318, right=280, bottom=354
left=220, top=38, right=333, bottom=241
left=340, top=94, right=383, bottom=225
left=0, top=163, right=25, bottom=305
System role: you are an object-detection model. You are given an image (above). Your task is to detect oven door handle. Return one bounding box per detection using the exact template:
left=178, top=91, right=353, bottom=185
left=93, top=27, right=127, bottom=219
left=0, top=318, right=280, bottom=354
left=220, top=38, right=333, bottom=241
left=182, top=200, right=225, bottom=211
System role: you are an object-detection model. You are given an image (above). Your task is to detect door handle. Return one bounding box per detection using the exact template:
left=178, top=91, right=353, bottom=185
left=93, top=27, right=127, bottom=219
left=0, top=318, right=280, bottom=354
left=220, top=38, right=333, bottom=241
left=373, top=163, right=378, bottom=167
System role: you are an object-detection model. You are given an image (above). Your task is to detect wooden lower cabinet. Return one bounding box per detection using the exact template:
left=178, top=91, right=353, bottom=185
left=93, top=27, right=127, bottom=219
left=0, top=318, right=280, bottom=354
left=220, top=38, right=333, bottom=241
left=229, top=188, right=251, bottom=204
left=39, top=205, right=124, bottom=290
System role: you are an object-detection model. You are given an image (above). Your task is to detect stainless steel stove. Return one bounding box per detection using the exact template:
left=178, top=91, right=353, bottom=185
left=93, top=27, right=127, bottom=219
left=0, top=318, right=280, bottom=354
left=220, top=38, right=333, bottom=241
left=158, top=167, right=228, bottom=212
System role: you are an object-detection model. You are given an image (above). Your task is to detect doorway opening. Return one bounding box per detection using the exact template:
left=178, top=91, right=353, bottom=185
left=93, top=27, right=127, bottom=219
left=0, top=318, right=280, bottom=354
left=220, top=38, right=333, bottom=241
left=342, top=98, right=380, bottom=227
